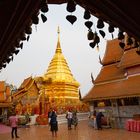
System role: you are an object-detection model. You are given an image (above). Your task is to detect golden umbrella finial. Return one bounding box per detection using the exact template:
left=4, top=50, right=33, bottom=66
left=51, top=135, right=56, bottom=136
left=57, top=26, right=60, bottom=34
left=57, top=26, right=60, bottom=41
left=56, top=26, right=62, bottom=53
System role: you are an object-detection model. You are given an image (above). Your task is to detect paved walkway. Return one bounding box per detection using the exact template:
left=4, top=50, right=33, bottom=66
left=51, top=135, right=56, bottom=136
left=0, top=124, right=11, bottom=134
left=0, top=120, right=140, bottom=140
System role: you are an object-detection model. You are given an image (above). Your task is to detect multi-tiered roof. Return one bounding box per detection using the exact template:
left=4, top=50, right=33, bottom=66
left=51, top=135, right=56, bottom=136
left=84, top=38, right=140, bottom=101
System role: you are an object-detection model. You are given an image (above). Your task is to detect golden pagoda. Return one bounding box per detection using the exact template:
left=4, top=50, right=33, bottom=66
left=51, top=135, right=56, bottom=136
left=36, top=27, right=83, bottom=114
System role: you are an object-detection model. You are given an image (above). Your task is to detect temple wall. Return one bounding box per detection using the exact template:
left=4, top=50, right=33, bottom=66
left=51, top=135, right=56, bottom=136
left=114, top=105, right=140, bottom=128
left=89, top=104, right=140, bottom=129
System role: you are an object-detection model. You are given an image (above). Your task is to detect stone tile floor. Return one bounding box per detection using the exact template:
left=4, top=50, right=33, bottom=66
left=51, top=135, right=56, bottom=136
left=0, top=120, right=140, bottom=140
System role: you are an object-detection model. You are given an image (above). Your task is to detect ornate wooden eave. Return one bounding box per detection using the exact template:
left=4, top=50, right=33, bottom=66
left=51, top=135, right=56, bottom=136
left=94, top=62, right=126, bottom=84
left=0, top=102, right=12, bottom=107
left=102, top=39, right=123, bottom=66
left=83, top=38, right=140, bottom=102
left=84, top=74, right=140, bottom=101
left=118, top=48, right=140, bottom=69
left=12, top=76, right=39, bottom=101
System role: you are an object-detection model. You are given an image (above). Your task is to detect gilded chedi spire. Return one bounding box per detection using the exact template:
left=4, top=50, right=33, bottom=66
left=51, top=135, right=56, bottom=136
left=44, top=27, right=79, bottom=86
left=35, top=27, right=89, bottom=114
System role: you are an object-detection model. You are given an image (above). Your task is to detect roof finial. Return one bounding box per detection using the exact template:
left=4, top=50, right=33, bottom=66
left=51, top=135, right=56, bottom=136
left=57, top=26, right=60, bottom=34
left=57, top=26, right=60, bottom=41
left=56, top=26, right=62, bottom=53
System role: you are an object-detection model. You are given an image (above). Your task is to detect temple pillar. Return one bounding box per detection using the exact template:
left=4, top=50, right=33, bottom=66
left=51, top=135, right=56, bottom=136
left=89, top=101, right=94, bottom=112
left=111, top=99, right=121, bottom=128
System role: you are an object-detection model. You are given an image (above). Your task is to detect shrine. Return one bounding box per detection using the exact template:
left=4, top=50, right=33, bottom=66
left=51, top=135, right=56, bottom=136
left=35, top=27, right=89, bottom=114
left=83, top=36, right=140, bottom=128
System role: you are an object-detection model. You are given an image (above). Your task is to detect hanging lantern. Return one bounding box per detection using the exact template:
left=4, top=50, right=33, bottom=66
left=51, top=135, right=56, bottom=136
left=84, top=21, right=93, bottom=29
left=20, top=32, right=26, bottom=41
left=83, top=9, right=91, bottom=20
left=99, top=30, right=105, bottom=38
left=11, top=55, right=14, bottom=61
left=108, top=25, right=114, bottom=33
left=2, top=63, right=6, bottom=68
left=89, top=41, right=96, bottom=48
left=25, top=26, right=32, bottom=34
left=126, top=36, right=133, bottom=45
left=40, top=3, right=49, bottom=13
left=119, top=42, right=125, bottom=49
left=15, top=39, right=20, bottom=48
left=97, top=19, right=104, bottom=29
left=6, top=58, right=11, bottom=64
left=94, top=33, right=100, bottom=44
left=66, top=15, right=77, bottom=25
left=66, top=0, right=76, bottom=13
left=14, top=49, right=20, bottom=55
left=27, top=35, right=30, bottom=42
left=32, top=14, right=39, bottom=25
left=41, top=14, right=47, bottom=23
left=134, top=40, right=139, bottom=48
left=108, top=25, right=114, bottom=39
left=20, top=42, right=23, bottom=49
left=87, top=30, right=94, bottom=40
left=118, top=30, right=124, bottom=40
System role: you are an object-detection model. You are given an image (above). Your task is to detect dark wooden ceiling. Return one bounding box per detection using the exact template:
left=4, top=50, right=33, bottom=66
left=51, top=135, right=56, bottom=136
left=0, top=0, right=140, bottom=69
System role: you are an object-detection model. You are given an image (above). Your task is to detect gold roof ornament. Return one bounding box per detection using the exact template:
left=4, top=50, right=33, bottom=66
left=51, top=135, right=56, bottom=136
left=44, top=27, right=79, bottom=86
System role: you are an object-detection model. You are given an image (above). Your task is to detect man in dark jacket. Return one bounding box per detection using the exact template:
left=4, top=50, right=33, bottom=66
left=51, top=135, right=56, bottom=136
left=96, top=112, right=104, bottom=130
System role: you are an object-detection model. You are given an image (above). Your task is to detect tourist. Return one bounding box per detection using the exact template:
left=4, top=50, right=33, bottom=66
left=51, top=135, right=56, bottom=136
left=66, top=109, right=73, bottom=130
left=9, top=112, right=19, bottom=139
left=72, top=110, right=78, bottom=129
left=25, top=113, right=31, bottom=127
left=50, top=110, right=58, bottom=137
left=48, top=108, right=53, bottom=124
left=93, top=110, right=97, bottom=129
left=96, top=111, right=104, bottom=130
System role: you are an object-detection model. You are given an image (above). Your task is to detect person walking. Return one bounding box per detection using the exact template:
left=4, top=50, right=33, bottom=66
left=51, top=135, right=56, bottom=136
left=96, top=111, right=104, bottom=130
left=9, top=112, right=19, bottom=139
left=50, top=110, right=58, bottom=137
left=72, top=110, right=78, bottom=129
left=93, top=110, right=97, bottom=129
left=66, top=109, right=73, bottom=130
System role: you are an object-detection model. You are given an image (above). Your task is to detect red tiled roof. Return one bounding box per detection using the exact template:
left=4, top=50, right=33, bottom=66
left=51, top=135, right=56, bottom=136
left=18, top=76, right=32, bottom=89
left=118, top=48, right=140, bottom=68
left=95, top=63, right=126, bottom=84
left=102, top=39, right=123, bottom=65
left=0, top=82, right=12, bottom=101
left=0, top=81, right=12, bottom=107
left=12, top=77, right=37, bottom=101
left=0, top=81, right=5, bottom=92
left=84, top=75, right=140, bottom=101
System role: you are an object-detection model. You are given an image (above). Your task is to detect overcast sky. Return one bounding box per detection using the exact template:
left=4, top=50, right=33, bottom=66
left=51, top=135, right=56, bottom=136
left=0, top=4, right=118, bottom=97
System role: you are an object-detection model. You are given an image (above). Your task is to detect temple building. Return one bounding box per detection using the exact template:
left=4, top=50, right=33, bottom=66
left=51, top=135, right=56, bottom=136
left=5, top=28, right=89, bottom=117
left=83, top=37, right=140, bottom=128
left=0, top=81, right=13, bottom=122
left=35, top=27, right=87, bottom=114
left=12, top=77, right=40, bottom=115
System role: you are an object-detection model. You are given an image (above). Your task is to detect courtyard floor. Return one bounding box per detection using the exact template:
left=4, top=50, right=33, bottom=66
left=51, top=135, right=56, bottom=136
left=0, top=120, right=140, bottom=140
